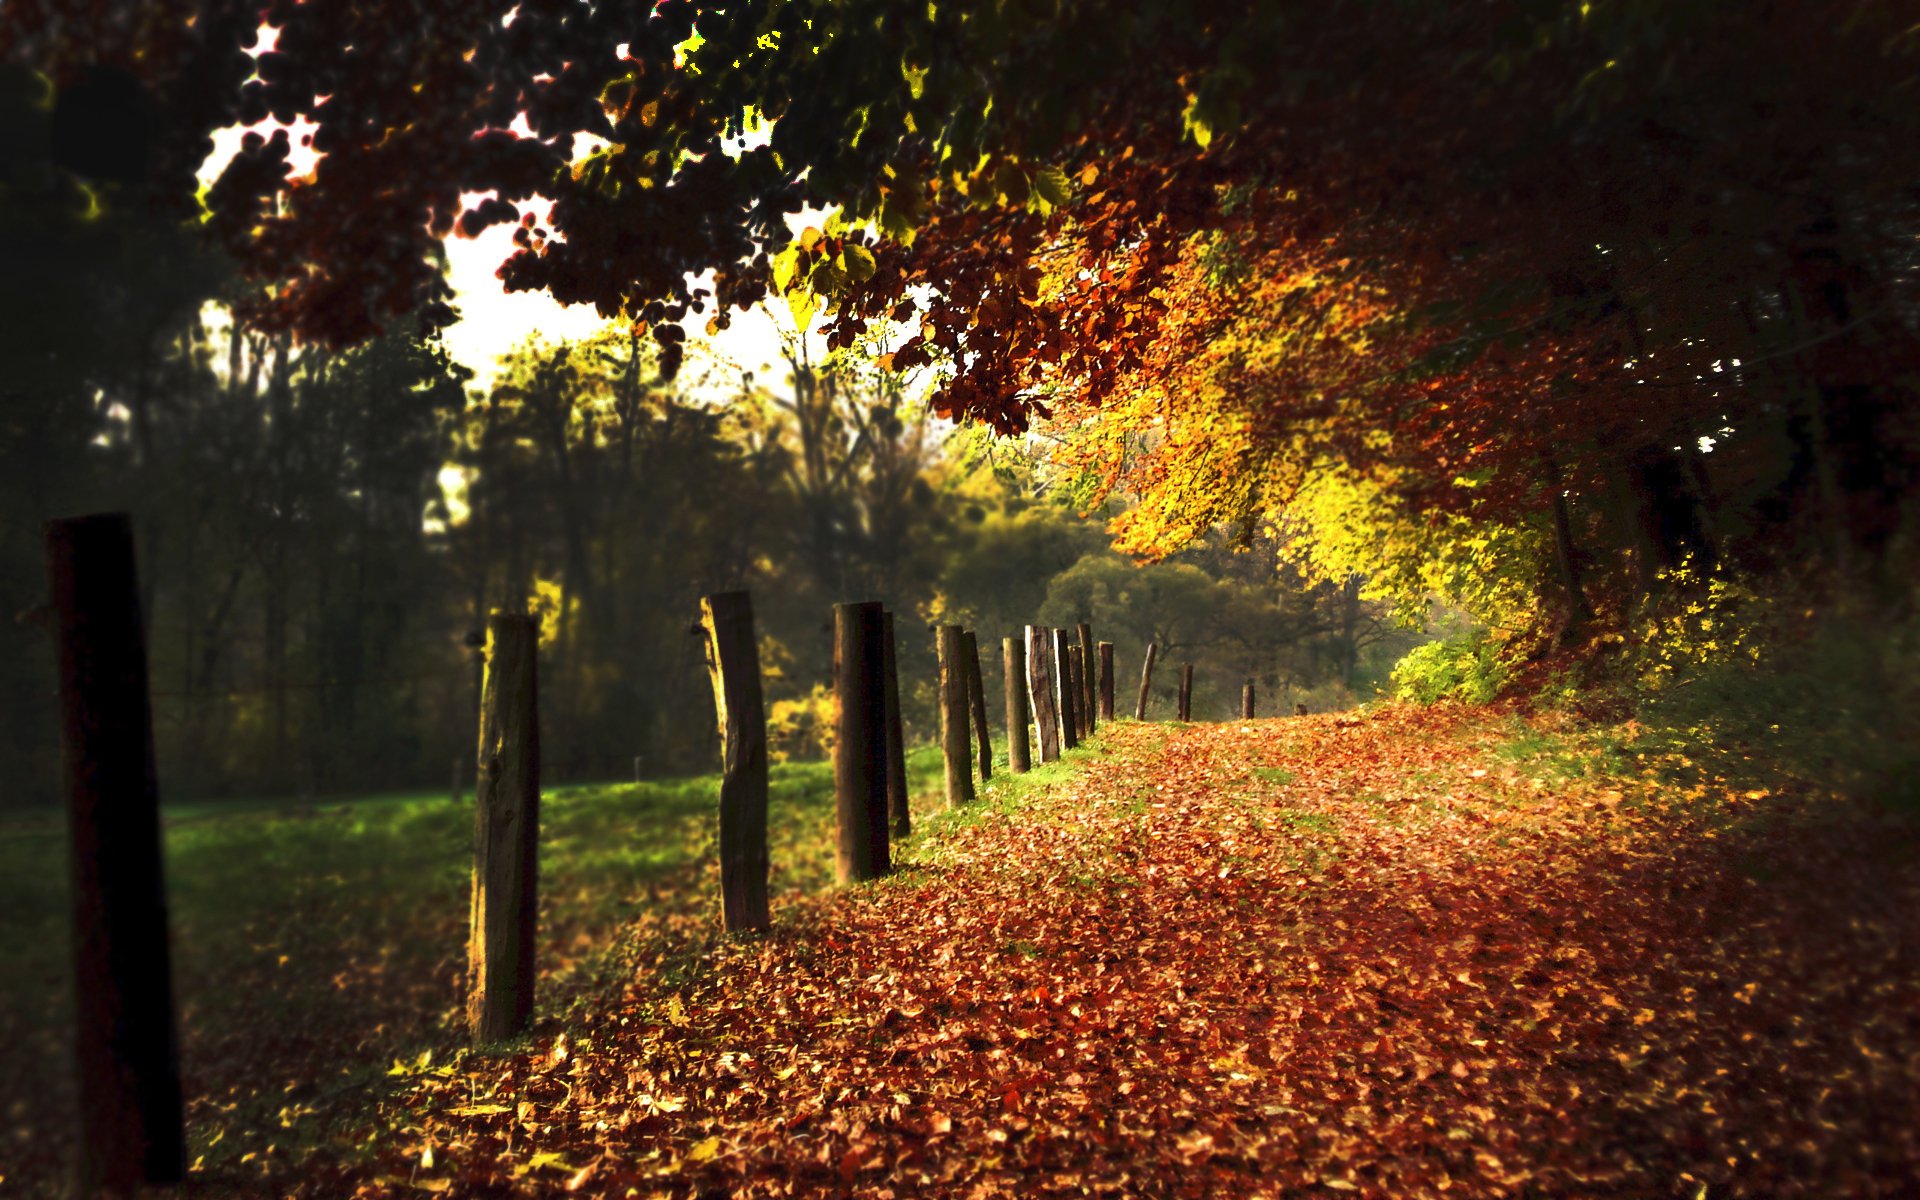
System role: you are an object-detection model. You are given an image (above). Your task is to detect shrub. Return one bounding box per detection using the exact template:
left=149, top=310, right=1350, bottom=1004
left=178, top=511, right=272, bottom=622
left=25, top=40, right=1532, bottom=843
left=1390, top=630, right=1507, bottom=704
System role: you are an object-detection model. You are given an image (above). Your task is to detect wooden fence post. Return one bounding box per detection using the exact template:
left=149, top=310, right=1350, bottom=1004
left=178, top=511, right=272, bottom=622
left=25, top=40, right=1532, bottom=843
left=882, top=611, right=910, bottom=839
left=469, top=610, right=540, bottom=1043
left=700, top=591, right=770, bottom=932
left=1055, top=629, right=1080, bottom=749
left=46, top=513, right=184, bottom=1194
left=963, top=630, right=993, bottom=781
left=834, top=602, right=890, bottom=882
left=1004, top=636, right=1031, bottom=773
left=1067, top=645, right=1087, bottom=738
left=1026, top=625, right=1060, bottom=763
left=937, top=624, right=974, bottom=806
left=1098, top=642, right=1115, bottom=720
left=1242, top=678, right=1256, bottom=718
left=1077, top=622, right=1097, bottom=733
left=1178, top=663, right=1194, bottom=721
left=1135, top=641, right=1159, bottom=720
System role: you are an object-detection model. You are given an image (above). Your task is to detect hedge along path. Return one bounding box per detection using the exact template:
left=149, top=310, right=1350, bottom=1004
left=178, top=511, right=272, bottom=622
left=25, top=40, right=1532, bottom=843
left=349, top=705, right=1920, bottom=1199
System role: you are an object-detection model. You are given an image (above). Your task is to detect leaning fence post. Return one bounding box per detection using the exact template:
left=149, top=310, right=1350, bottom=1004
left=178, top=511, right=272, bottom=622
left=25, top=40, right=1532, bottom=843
left=1177, top=663, right=1194, bottom=721
left=1098, top=641, right=1115, bottom=721
left=882, top=611, right=910, bottom=839
left=1004, top=636, right=1032, bottom=773
left=700, top=591, right=770, bottom=932
left=834, top=602, right=891, bottom=881
left=1242, top=678, right=1256, bottom=719
left=46, top=513, right=184, bottom=1194
left=469, top=610, right=540, bottom=1043
left=1077, top=622, right=1098, bottom=733
left=937, top=624, right=975, bottom=806
left=1055, top=629, right=1080, bottom=749
left=1135, top=641, right=1159, bottom=720
left=1026, top=625, right=1060, bottom=762
left=963, top=630, right=993, bottom=781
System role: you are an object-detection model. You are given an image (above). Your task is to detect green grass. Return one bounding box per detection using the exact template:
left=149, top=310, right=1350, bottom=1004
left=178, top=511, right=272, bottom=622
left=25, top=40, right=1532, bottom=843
left=0, top=744, right=950, bottom=1192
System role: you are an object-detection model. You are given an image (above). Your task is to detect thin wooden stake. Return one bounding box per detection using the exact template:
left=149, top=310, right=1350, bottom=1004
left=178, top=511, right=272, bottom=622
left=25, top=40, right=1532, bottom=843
left=937, top=624, right=974, bottom=806
left=1242, top=678, right=1256, bottom=719
left=1177, top=663, right=1194, bottom=721
left=469, top=610, right=540, bottom=1043
left=963, top=630, right=993, bottom=781
left=1077, top=622, right=1097, bottom=733
left=700, top=591, right=770, bottom=932
left=1026, top=625, right=1060, bottom=763
left=834, top=602, right=890, bottom=881
left=1004, top=636, right=1031, bottom=773
left=1055, top=629, right=1080, bottom=749
left=46, top=513, right=184, bottom=1194
left=1098, top=641, right=1115, bottom=720
left=882, top=611, right=910, bottom=839
left=1135, top=641, right=1159, bottom=720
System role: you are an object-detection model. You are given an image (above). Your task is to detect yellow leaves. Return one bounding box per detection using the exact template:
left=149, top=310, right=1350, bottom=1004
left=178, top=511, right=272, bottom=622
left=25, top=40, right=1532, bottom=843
left=683, top=1135, right=723, bottom=1164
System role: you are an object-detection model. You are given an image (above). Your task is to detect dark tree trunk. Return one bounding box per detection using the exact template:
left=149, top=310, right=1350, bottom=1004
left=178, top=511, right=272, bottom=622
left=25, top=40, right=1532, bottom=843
left=46, top=513, right=184, bottom=1194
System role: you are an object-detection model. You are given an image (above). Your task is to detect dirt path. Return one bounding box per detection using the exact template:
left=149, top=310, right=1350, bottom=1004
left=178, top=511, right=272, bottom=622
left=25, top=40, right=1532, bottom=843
left=319, top=707, right=1919, bottom=1198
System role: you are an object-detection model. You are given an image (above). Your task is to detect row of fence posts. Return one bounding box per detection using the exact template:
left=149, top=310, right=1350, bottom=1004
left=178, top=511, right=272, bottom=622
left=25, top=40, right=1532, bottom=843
left=38, top=511, right=1297, bottom=1193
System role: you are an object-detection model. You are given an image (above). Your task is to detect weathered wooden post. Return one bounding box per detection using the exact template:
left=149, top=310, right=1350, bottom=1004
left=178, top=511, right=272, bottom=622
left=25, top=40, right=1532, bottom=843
left=1098, top=641, right=1115, bottom=721
left=834, top=602, right=891, bottom=881
left=469, top=610, right=540, bottom=1043
left=1055, top=629, right=1080, bottom=749
left=46, top=513, right=184, bottom=1194
left=1026, top=625, right=1060, bottom=763
left=1135, top=641, right=1159, bottom=720
left=963, top=630, right=993, bottom=781
left=1177, top=663, right=1194, bottom=721
left=936, top=624, right=974, bottom=806
left=1077, top=622, right=1098, bottom=733
left=1295, top=702, right=1309, bottom=717
left=699, top=590, right=770, bottom=932
left=1242, top=678, right=1256, bottom=718
left=882, top=611, right=910, bottom=839
left=1004, top=636, right=1032, bottom=773
left=1075, top=641, right=1090, bottom=733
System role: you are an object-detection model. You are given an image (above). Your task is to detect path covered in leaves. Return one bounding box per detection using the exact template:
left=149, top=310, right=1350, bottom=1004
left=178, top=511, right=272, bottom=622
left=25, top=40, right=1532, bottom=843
left=333, top=708, right=1918, bottom=1198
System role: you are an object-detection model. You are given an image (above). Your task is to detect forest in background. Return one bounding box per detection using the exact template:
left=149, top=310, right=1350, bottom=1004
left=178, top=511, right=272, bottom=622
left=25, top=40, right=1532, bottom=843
left=0, top=246, right=1403, bottom=808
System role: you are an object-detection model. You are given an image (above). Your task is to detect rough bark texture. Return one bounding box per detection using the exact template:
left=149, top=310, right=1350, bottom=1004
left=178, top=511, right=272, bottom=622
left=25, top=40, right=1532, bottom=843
left=700, top=590, right=770, bottom=932
left=1026, top=625, right=1060, bottom=763
left=1098, top=641, right=1115, bottom=720
left=1135, top=641, right=1159, bottom=721
left=881, top=611, right=910, bottom=839
left=937, top=624, right=975, bottom=805
left=833, top=602, right=890, bottom=882
left=1178, top=663, right=1194, bottom=721
left=1242, top=679, right=1256, bottom=719
left=963, top=630, right=993, bottom=781
left=1004, top=635, right=1032, bottom=773
left=46, top=513, right=185, bottom=1194
left=1056, top=630, right=1080, bottom=749
left=1077, top=622, right=1098, bottom=733
left=469, top=610, right=541, bottom=1043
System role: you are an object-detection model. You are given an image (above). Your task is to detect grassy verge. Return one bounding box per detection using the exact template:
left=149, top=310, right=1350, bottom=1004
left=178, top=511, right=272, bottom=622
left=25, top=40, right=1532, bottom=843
left=0, top=744, right=950, bottom=1193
